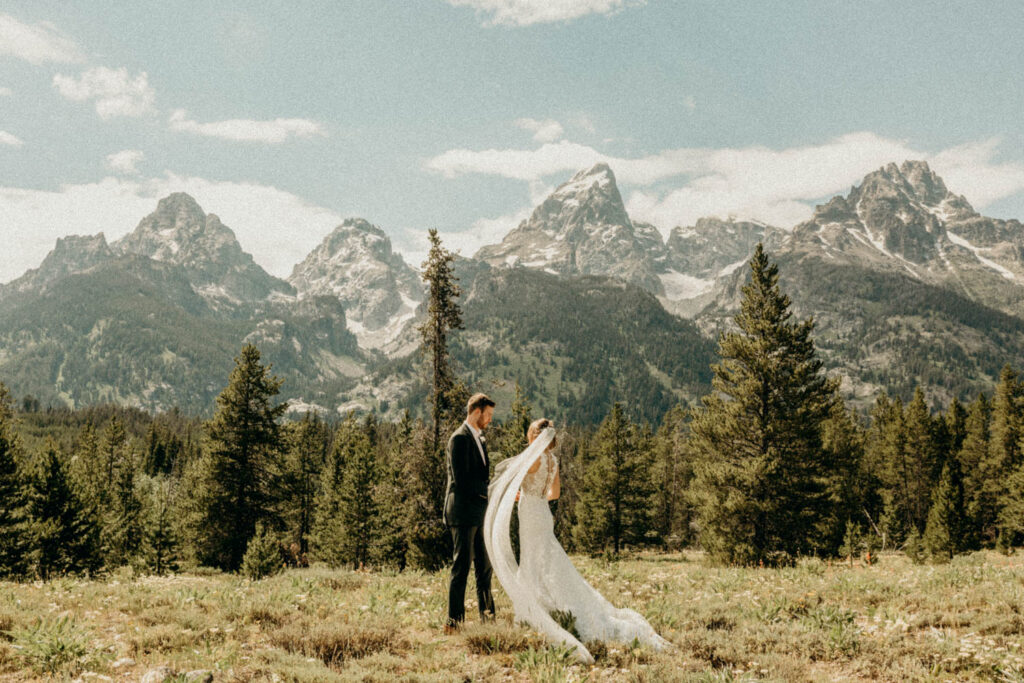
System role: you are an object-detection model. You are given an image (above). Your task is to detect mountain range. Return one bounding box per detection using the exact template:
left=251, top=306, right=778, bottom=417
left=1, top=160, right=1022, bottom=422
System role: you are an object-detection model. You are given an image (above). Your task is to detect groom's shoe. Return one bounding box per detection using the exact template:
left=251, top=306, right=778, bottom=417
left=443, top=620, right=460, bottom=635
left=479, top=611, right=496, bottom=623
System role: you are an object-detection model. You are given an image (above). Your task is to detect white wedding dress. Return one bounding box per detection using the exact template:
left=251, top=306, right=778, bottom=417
left=484, top=427, right=670, bottom=664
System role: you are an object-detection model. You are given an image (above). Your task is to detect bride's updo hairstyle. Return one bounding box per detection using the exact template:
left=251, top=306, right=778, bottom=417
left=527, top=418, right=556, bottom=449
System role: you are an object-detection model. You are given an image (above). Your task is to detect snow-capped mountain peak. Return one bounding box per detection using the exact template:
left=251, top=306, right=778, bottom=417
left=785, top=160, right=1023, bottom=313
left=475, top=163, right=664, bottom=292
left=112, top=193, right=292, bottom=306
left=288, top=218, right=422, bottom=352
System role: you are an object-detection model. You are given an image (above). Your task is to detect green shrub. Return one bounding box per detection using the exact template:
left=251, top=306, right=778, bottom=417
left=241, top=523, right=283, bottom=580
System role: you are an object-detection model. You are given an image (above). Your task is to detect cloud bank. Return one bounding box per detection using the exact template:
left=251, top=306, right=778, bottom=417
left=53, top=67, right=156, bottom=119
left=446, top=0, right=643, bottom=26
left=168, top=110, right=327, bottom=143
left=427, top=133, right=1024, bottom=231
left=0, top=13, right=84, bottom=64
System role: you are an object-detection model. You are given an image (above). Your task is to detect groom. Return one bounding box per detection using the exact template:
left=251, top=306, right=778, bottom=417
left=443, top=392, right=497, bottom=633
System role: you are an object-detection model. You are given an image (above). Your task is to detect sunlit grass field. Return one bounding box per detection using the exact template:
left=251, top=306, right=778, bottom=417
left=1, top=550, right=1022, bottom=682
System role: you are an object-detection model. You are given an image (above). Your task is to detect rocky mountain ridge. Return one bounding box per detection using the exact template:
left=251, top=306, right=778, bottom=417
left=1, top=159, right=1022, bottom=417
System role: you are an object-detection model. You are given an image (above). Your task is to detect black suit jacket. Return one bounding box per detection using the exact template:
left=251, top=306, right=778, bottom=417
left=443, top=422, right=490, bottom=527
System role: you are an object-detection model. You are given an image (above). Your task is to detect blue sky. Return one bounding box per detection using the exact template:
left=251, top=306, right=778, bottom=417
left=2, top=0, right=1023, bottom=283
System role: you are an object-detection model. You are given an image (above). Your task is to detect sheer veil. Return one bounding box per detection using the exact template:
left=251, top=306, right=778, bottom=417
left=483, top=427, right=595, bottom=663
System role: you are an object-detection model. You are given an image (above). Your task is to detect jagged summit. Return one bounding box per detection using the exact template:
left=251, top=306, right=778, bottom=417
left=784, top=160, right=1023, bottom=314
left=113, top=193, right=291, bottom=305
left=0, top=233, right=115, bottom=298
left=475, top=163, right=664, bottom=291
left=289, top=218, right=422, bottom=351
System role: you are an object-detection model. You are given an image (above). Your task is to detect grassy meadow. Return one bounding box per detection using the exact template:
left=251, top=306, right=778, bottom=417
left=0, top=550, right=1022, bottom=682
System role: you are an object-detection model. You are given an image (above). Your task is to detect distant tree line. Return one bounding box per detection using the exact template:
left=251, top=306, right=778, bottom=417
left=1, top=241, right=1022, bottom=580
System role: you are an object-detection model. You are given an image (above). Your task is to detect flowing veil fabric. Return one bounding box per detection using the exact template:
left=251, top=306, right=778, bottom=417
left=484, top=427, right=670, bottom=664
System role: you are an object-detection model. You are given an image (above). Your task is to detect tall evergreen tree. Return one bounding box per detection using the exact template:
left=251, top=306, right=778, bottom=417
left=998, top=462, right=1024, bottom=545
left=101, top=448, right=143, bottom=568
left=337, top=420, right=380, bottom=568
left=0, top=382, right=29, bottom=578
left=68, top=422, right=102, bottom=508
left=187, top=344, right=287, bottom=570
left=418, top=228, right=464, bottom=452
left=139, top=474, right=178, bottom=575
left=24, top=440, right=101, bottom=578
left=572, top=403, right=654, bottom=554
left=401, top=416, right=452, bottom=570
left=312, top=414, right=366, bottom=567
left=686, top=243, right=840, bottom=565
left=374, top=410, right=413, bottom=569
left=903, top=388, right=942, bottom=532
left=280, top=411, right=328, bottom=557
left=100, top=416, right=127, bottom=498
left=819, top=400, right=869, bottom=554
left=650, top=404, right=693, bottom=548
left=958, top=393, right=990, bottom=548
left=923, top=457, right=968, bottom=561
left=986, top=364, right=1023, bottom=544
left=945, top=397, right=968, bottom=456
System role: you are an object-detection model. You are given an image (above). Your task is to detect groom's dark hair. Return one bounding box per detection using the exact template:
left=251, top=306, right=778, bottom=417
left=467, top=393, right=495, bottom=415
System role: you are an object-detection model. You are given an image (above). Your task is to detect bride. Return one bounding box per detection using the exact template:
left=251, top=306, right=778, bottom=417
left=483, top=418, right=670, bottom=664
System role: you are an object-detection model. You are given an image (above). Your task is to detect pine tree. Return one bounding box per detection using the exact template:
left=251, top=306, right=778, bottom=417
left=0, top=382, right=29, bottom=578
left=650, top=404, right=693, bottom=549
left=987, top=365, right=1024, bottom=545
left=903, top=388, right=942, bottom=532
left=187, top=344, right=287, bottom=570
left=139, top=474, right=178, bottom=575
left=68, top=422, right=102, bottom=507
left=945, top=397, right=968, bottom=456
left=997, top=463, right=1024, bottom=545
left=373, top=410, right=413, bottom=569
left=685, top=244, right=840, bottom=566
left=280, top=412, right=328, bottom=557
left=820, top=400, right=869, bottom=555
left=958, top=393, right=990, bottom=549
left=311, top=414, right=363, bottom=567
left=923, top=457, right=968, bottom=562
left=241, top=522, right=283, bottom=580
left=337, top=420, right=380, bottom=569
left=572, top=403, right=654, bottom=554
left=418, top=228, right=464, bottom=452
left=100, top=416, right=127, bottom=498
left=24, top=440, right=101, bottom=578
left=870, top=394, right=916, bottom=546
left=101, top=448, right=143, bottom=568
left=839, top=519, right=862, bottom=566
left=401, top=416, right=451, bottom=570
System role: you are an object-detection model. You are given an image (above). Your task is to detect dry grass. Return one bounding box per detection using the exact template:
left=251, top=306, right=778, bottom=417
left=0, top=550, right=1021, bottom=681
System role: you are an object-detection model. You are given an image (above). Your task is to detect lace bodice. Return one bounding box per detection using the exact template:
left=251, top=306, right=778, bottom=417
left=520, top=448, right=557, bottom=498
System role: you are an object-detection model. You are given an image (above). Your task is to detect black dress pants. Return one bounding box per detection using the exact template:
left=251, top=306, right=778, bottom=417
left=447, top=524, right=495, bottom=625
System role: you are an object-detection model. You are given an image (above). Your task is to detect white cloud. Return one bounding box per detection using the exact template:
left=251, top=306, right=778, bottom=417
left=53, top=67, right=156, bottom=119
left=0, top=86, right=12, bottom=97
left=0, top=13, right=84, bottom=64
left=168, top=109, right=327, bottom=143
left=683, top=95, right=696, bottom=112
left=105, top=149, right=144, bottom=175
left=446, top=0, right=643, bottom=26
left=514, top=117, right=565, bottom=143
left=427, top=132, right=1024, bottom=232
left=0, top=174, right=347, bottom=284
left=0, top=131, right=24, bottom=147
